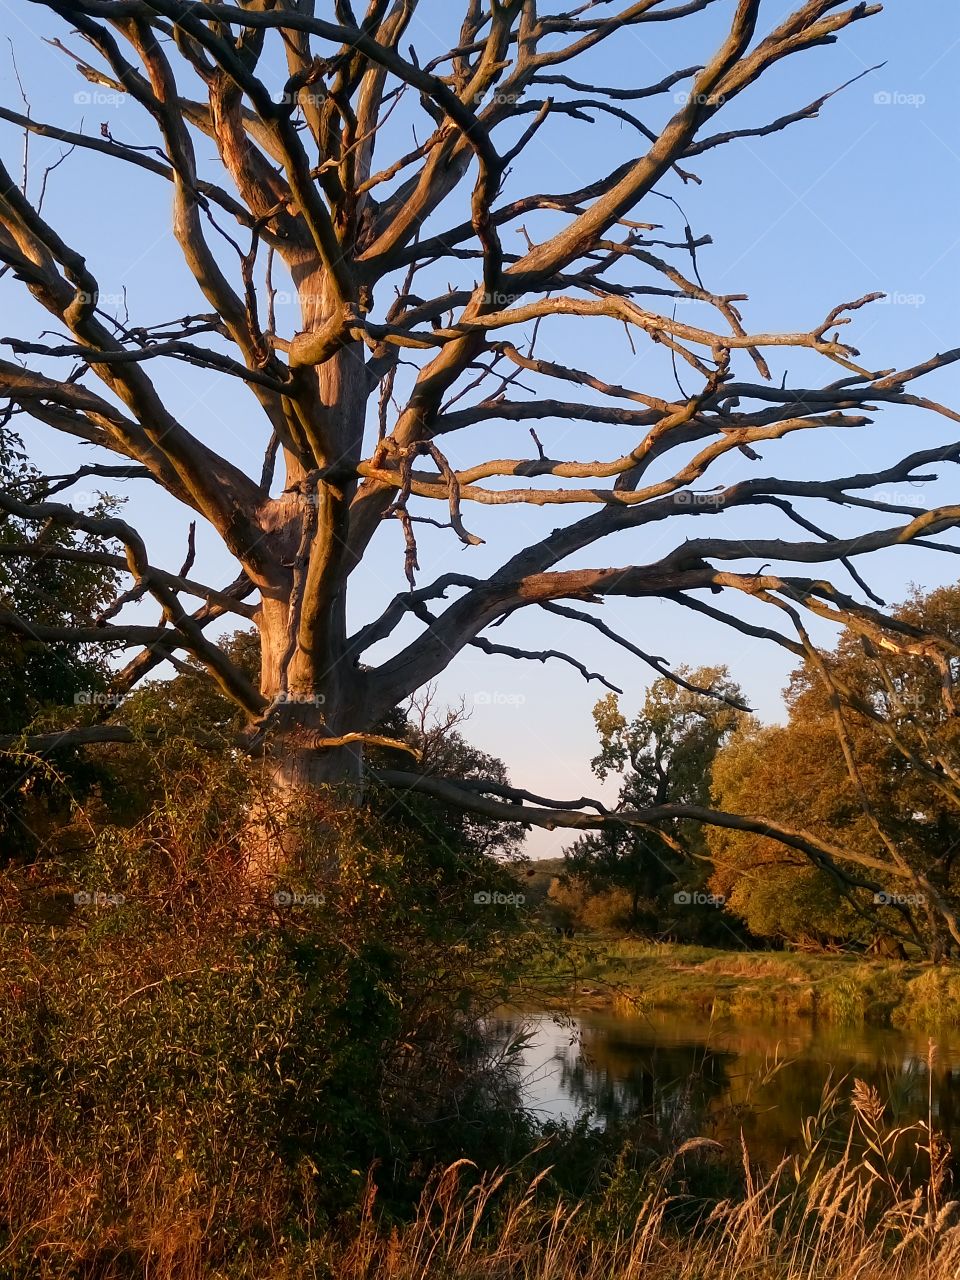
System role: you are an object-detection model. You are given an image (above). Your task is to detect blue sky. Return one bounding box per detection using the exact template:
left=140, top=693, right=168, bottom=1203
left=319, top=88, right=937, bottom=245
left=2, top=1, right=959, bottom=855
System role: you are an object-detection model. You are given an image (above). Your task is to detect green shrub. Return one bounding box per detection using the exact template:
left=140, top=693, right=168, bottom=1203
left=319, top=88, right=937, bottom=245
left=0, top=744, right=540, bottom=1274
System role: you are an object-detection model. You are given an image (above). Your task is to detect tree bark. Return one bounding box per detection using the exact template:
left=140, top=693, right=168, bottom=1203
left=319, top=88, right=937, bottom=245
left=245, top=693, right=366, bottom=881
left=246, top=504, right=368, bottom=878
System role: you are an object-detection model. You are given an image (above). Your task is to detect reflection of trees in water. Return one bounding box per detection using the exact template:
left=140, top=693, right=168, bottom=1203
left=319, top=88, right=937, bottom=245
left=496, top=1013, right=960, bottom=1177
left=477, top=1015, right=554, bottom=1120
left=557, top=1026, right=732, bottom=1144
left=729, top=1056, right=960, bottom=1180
left=933, top=1066, right=960, bottom=1134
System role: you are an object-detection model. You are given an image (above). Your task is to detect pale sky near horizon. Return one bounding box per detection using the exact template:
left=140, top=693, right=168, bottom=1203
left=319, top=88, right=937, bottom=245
left=1, top=1, right=959, bottom=857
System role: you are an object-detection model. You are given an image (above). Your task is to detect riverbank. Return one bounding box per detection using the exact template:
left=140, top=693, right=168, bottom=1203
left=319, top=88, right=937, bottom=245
left=523, top=938, right=960, bottom=1027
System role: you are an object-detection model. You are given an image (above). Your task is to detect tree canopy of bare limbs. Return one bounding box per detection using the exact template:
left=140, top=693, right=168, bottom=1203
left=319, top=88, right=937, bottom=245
left=2, top=1, right=960, bottom=894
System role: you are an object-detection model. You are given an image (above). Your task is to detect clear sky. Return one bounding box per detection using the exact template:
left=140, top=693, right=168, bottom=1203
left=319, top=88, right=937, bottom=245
left=2, top=1, right=959, bottom=856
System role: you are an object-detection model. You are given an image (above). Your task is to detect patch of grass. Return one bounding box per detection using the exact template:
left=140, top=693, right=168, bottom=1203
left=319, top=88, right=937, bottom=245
left=895, top=966, right=960, bottom=1028
left=528, top=937, right=960, bottom=1027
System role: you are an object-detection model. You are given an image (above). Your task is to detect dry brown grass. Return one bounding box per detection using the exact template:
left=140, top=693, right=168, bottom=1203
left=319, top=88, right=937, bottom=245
left=332, top=1116, right=960, bottom=1280
left=4, top=1060, right=960, bottom=1280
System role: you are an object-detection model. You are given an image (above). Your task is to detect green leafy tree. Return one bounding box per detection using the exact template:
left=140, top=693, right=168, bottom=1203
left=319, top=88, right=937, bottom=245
left=123, top=628, right=262, bottom=748
left=709, top=585, right=960, bottom=956
left=708, top=718, right=861, bottom=947
left=564, top=667, right=746, bottom=931
left=0, top=428, right=121, bottom=855
left=369, top=703, right=525, bottom=864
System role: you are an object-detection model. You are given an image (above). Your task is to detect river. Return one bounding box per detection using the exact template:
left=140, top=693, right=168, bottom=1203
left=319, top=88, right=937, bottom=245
left=489, top=1006, right=960, bottom=1171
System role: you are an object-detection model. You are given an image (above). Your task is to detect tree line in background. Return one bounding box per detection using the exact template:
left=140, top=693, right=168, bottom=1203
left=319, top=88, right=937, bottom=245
left=558, top=583, right=960, bottom=961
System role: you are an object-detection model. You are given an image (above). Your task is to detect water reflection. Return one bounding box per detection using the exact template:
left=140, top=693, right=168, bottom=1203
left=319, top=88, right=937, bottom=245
left=490, top=1008, right=960, bottom=1170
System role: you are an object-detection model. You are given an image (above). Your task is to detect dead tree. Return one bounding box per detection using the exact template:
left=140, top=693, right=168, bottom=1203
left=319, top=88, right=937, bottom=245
left=2, top=2, right=960, bottom=886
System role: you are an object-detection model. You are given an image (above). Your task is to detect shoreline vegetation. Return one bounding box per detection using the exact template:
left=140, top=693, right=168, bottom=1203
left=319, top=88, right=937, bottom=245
left=524, top=937, right=960, bottom=1028
left=4, top=853, right=960, bottom=1277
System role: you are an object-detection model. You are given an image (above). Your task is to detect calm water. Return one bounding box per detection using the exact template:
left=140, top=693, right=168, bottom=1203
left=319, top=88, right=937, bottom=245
left=489, top=1007, right=960, bottom=1170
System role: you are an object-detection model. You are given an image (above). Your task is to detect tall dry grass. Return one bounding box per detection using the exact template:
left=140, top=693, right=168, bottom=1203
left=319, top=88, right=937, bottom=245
left=3, top=1057, right=960, bottom=1280
left=336, top=1086, right=960, bottom=1280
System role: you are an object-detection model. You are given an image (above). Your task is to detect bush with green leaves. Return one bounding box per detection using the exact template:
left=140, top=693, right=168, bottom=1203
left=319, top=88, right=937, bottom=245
left=0, top=734, right=540, bottom=1273
left=0, top=426, right=123, bottom=859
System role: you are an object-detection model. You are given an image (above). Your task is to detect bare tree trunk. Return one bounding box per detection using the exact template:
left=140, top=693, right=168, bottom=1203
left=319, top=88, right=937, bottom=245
left=248, top=722, right=364, bottom=883
left=246, top=535, right=366, bottom=879
left=242, top=291, right=372, bottom=875
left=245, top=699, right=365, bottom=882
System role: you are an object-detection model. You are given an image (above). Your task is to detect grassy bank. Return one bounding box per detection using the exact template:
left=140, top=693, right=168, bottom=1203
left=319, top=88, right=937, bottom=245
left=524, top=938, right=960, bottom=1027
